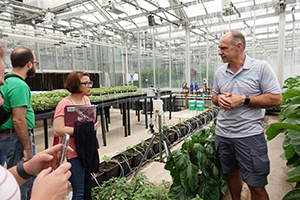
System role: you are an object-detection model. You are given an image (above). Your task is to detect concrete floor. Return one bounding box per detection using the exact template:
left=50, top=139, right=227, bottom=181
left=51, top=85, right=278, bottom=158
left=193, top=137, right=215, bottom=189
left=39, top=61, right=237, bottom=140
left=33, top=108, right=294, bottom=200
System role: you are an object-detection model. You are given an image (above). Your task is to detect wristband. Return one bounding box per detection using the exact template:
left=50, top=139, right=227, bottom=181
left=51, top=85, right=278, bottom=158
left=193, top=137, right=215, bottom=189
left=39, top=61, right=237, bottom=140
left=17, top=158, right=33, bottom=179
left=244, top=95, right=250, bottom=105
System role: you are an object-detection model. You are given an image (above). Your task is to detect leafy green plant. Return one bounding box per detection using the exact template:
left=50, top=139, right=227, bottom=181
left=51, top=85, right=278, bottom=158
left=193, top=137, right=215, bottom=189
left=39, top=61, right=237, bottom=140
left=164, top=120, right=227, bottom=200
left=102, top=155, right=111, bottom=163
left=266, top=75, right=300, bottom=200
left=91, top=172, right=171, bottom=200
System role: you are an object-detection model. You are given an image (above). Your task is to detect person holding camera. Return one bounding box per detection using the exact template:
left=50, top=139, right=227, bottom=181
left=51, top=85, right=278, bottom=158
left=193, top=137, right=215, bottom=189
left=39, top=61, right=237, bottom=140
left=0, top=44, right=72, bottom=200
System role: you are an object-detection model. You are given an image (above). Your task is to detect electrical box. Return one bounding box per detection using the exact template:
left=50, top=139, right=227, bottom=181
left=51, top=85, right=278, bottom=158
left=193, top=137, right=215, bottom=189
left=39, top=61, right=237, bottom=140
left=153, top=100, right=163, bottom=116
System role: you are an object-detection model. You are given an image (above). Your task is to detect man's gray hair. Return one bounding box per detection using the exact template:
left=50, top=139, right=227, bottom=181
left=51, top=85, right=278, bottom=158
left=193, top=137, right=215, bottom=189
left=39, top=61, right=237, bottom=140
left=230, top=30, right=246, bottom=51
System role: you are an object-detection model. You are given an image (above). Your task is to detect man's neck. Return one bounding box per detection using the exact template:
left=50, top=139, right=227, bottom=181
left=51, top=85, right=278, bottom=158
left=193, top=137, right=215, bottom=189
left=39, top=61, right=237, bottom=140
left=229, top=54, right=246, bottom=74
left=11, top=69, right=27, bottom=79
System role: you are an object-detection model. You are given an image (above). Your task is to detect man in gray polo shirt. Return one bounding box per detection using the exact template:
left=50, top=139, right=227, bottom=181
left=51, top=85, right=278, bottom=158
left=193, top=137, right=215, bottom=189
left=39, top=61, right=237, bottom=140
left=211, top=30, right=282, bottom=200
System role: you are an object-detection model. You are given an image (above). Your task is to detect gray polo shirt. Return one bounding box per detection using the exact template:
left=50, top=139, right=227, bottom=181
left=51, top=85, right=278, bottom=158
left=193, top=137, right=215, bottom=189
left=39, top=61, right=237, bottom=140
left=212, top=55, right=281, bottom=138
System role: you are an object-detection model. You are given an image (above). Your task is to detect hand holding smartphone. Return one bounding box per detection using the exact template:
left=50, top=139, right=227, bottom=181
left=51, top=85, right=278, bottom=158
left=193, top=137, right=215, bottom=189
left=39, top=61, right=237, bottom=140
left=56, top=133, right=70, bottom=168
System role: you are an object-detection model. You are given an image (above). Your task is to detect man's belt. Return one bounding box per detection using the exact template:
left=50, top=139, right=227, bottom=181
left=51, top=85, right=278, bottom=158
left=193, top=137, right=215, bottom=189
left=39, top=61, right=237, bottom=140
left=0, top=129, right=32, bottom=134
left=0, top=129, right=15, bottom=134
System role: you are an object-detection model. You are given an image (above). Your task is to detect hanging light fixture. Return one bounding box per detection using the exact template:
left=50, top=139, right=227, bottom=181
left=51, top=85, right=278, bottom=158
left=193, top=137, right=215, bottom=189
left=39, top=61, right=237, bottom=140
left=148, top=15, right=155, bottom=26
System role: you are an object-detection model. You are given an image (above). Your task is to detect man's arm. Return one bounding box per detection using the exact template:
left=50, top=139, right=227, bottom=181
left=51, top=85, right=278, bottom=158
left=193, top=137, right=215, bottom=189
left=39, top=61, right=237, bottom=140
left=12, top=106, right=32, bottom=159
left=222, top=92, right=282, bottom=110
left=211, top=93, right=232, bottom=110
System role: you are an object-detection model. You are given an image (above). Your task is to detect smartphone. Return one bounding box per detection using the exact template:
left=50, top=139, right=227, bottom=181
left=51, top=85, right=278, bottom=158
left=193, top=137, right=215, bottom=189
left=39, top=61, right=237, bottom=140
left=57, top=133, right=70, bottom=168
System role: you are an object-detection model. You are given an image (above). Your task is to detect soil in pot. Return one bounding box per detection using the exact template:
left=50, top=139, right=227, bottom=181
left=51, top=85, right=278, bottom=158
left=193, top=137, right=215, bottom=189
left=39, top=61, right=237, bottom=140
left=145, top=137, right=161, bottom=154
left=99, top=161, right=120, bottom=181
left=123, top=148, right=144, bottom=168
left=165, top=130, right=176, bottom=144
left=176, top=124, right=188, bottom=136
left=136, top=142, right=155, bottom=159
left=111, top=154, right=133, bottom=176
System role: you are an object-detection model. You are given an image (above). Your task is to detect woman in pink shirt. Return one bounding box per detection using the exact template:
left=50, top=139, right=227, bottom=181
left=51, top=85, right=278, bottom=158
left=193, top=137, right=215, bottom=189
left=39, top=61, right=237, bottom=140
left=53, top=71, right=98, bottom=200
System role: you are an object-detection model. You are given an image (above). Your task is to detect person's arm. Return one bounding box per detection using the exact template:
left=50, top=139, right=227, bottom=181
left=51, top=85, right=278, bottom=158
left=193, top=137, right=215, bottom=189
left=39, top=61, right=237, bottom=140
left=30, top=163, right=71, bottom=200
left=8, top=144, right=73, bottom=185
left=12, top=106, right=32, bottom=159
left=211, top=93, right=232, bottom=110
left=53, top=116, right=74, bottom=137
left=222, top=92, right=282, bottom=110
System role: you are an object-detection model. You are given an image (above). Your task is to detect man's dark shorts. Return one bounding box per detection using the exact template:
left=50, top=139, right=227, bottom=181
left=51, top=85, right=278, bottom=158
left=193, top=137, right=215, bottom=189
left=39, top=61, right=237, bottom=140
left=215, top=133, right=269, bottom=187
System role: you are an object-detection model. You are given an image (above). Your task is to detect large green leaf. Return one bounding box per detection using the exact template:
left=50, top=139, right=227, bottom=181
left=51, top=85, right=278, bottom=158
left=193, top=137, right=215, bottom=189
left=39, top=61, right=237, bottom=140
left=169, top=182, right=194, bottom=200
left=285, top=145, right=296, bottom=160
left=190, top=143, right=205, bottom=165
left=283, top=118, right=300, bottom=126
left=198, top=179, right=221, bottom=200
left=282, top=188, right=300, bottom=200
left=283, top=134, right=292, bottom=149
left=174, top=150, right=190, bottom=171
left=179, top=162, right=199, bottom=193
left=211, top=162, right=221, bottom=181
left=205, top=144, right=215, bottom=156
left=287, top=154, right=300, bottom=166
left=286, top=166, right=300, bottom=182
left=287, top=130, right=300, bottom=155
left=266, top=123, right=300, bottom=140
left=280, top=104, right=300, bottom=119
left=164, top=158, right=174, bottom=171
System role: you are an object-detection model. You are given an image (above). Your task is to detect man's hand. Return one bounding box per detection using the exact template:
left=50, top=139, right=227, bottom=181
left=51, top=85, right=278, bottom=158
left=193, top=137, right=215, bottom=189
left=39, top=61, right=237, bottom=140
left=30, top=162, right=72, bottom=200
left=219, top=92, right=245, bottom=110
left=23, top=144, right=73, bottom=176
left=23, top=149, right=32, bottom=159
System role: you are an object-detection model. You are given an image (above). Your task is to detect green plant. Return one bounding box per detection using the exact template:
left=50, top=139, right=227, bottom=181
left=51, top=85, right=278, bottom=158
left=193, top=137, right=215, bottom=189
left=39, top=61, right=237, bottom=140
left=164, top=120, right=227, bottom=200
left=102, top=155, right=111, bottom=163
left=91, top=172, right=171, bottom=200
left=266, top=75, right=300, bottom=200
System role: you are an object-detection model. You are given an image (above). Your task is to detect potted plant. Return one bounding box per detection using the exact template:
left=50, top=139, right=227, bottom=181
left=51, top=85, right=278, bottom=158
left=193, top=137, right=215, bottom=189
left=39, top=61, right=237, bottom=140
left=136, top=139, right=155, bottom=159
left=123, top=146, right=144, bottom=168
left=266, top=76, right=300, bottom=200
left=164, top=120, right=227, bottom=200
left=91, top=172, right=171, bottom=199
left=99, top=155, right=120, bottom=181
left=111, top=152, right=133, bottom=176
left=145, top=137, right=161, bottom=154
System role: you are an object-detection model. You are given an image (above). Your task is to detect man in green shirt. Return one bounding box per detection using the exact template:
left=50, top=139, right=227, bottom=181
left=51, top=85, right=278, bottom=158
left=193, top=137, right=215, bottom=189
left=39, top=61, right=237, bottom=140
left=0, top=47, right=37, bottom=200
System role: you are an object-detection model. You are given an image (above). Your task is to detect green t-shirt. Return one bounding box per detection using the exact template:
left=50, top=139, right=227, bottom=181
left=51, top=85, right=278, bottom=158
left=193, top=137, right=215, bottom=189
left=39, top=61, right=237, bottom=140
left=0, top=72, right=35, bottom=130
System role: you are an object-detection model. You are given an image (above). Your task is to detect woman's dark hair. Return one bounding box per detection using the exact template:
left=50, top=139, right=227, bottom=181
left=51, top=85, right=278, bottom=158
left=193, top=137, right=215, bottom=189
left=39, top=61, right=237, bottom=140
left=65, top=71, right=90, bottom=94
left=10, top=47, right=34, bottom=68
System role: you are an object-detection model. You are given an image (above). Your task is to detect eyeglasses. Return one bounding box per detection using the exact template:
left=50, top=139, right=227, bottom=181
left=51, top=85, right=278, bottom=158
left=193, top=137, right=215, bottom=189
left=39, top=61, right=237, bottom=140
left=80, top=81, right=93, bottom=87
left=31, top=61, right=39, bottom=67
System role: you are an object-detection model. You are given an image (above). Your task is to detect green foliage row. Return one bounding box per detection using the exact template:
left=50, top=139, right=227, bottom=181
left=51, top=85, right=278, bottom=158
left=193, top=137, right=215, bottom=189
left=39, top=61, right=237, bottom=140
left=164, top=120, right=227, bottom=200
left=91, top=172, right=171, bottom=200
left=266, top=75, right=300, bottom=200
left=30, top=86, right=138, bottom=111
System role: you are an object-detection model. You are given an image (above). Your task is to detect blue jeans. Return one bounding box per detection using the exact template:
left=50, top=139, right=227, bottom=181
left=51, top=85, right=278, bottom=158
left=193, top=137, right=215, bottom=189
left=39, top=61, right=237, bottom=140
left=0, top=131, right=36, bottom=200
left=68, top=157, right=85, bottom=200
left=0, top=149, right=6, bottom=166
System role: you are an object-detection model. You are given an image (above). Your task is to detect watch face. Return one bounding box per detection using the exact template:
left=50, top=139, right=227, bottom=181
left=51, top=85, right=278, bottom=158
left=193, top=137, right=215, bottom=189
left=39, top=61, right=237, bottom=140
left=244, top=95, right=250, bottom=105
left=22, top=158, right=30, bottom=162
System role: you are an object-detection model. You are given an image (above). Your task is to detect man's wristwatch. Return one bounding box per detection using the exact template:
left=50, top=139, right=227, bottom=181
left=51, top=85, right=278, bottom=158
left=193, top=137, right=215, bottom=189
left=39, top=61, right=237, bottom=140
left=16, top=158, right=33, bottom=179
left=244, top=95, right=250, bottom=105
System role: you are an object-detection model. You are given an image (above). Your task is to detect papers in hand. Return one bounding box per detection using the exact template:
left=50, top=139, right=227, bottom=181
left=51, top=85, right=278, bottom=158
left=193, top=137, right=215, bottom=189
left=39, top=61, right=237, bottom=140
left=64, top=105, right=97, bottom=127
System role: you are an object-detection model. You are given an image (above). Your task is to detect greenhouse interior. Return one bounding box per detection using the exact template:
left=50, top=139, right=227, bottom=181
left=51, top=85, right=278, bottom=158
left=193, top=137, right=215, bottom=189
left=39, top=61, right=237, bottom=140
left=0, top=0, right=300, bottom=199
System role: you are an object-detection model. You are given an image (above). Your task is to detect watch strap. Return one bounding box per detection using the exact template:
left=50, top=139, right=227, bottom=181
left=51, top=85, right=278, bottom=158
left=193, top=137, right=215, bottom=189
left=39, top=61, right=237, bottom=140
left=244, top=95, right=250, bottom=105
left=17, top=159, right=33, bottom=179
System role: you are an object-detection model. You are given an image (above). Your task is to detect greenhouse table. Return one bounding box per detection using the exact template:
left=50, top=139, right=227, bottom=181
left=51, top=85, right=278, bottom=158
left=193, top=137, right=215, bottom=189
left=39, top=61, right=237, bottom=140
left=34, top=110, right=55, bottom=149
